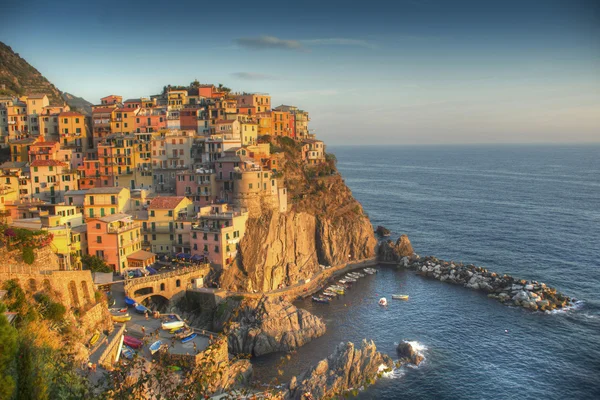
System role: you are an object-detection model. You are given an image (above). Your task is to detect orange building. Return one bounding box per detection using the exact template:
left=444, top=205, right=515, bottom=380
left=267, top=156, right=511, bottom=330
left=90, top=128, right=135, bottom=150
left=100, top=95, right=122, bottom=105
left=86, top=213, right=143, bottom=273
left=237, top=94, right=271, bottom=113
left=271, top=110, right=293, bottom=137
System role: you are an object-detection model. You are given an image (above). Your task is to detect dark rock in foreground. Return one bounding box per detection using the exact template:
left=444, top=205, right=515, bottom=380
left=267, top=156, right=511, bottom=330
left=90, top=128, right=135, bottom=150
left=375, top=225, right=391, bottom=237
left=225, top=296, right=326, bottom=356
left=378, top=234, right=414, bottom=263
left=285, top=339, right=392, bottom=400
left=396, top=340, right=424, bottom=366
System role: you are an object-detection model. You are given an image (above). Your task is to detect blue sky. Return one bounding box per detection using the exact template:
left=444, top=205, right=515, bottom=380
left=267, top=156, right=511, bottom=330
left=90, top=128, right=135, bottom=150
left=2, top=0, right=599, bottom=144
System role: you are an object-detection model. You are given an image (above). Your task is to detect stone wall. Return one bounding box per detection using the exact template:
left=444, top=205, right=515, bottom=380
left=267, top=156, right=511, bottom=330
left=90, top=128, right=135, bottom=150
left=0, top=269, right=96, bottom=309
left=98, top=324, right=126, bottom=370
left=80, top=302, right=112, bottom=336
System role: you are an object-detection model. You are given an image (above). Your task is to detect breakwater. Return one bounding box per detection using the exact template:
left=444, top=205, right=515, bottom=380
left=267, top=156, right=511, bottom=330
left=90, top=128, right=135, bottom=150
left=395, top=255, right=573, bottom=312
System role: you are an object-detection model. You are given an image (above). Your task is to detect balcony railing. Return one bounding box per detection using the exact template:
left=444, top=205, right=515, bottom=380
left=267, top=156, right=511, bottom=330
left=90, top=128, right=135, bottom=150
left=107, top=222, right=140, bottom=234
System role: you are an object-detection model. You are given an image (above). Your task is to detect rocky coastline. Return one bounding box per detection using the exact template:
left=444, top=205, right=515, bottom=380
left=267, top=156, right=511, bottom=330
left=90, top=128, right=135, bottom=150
left=220, top=296, right=326, bottom=357
left=284, top=339, right=393, bottom=400
left=378, top=234, right=574, bottom=312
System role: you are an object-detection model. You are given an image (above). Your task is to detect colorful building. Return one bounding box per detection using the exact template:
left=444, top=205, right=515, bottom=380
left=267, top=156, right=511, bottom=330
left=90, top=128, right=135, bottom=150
left=83, top=187, right=130, bottom=219
left=30, top=159, right=78, bottom=204
left=141, top=196, right=194, bottom=254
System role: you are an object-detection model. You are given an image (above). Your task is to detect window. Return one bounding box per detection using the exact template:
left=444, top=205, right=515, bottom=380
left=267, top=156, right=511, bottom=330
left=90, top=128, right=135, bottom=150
left=95, top=223, right=100, bottom=229
left=214, top=246, right=219, bottom=253
left=96, top=236, right=102, bottom=243
left=150, top=210, right=155, bottom=217
left=214, top=234, right=218, bottom=241
left=168, top=210, right=173, bottom=217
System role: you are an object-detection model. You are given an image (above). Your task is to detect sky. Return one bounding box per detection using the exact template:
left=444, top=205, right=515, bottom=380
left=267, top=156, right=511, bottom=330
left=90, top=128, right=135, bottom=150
left=2, top=0, right=599, bottom=145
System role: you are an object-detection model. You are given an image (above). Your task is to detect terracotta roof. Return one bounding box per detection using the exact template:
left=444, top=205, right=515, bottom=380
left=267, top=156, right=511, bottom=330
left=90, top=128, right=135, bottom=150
left=148, top=196, right=187, bottom=210
left=216, top=119, right=234, bottom=124
left=31, top=141, right=59, bottom=147
left=59, top=111, right=84, bottom=117
left=31, top=159, right=68, bottom=167
left=27, top=93, right=48, bottom=99
left=92, top=106, right=117, bottom=113
left=127, top=250, right=156, bottom=261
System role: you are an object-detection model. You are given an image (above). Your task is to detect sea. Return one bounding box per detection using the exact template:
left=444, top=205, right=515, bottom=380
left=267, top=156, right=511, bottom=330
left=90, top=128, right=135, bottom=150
left=252, top=144, right=600, bottom=399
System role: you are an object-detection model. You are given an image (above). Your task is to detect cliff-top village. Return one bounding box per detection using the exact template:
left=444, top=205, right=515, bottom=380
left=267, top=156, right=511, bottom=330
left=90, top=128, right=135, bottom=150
left=0, top=85, right=327, bottom=273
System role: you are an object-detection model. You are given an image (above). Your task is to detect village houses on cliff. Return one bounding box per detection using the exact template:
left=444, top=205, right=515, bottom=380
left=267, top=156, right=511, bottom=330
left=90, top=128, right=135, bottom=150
left=0, top=83, right=325, bottom=274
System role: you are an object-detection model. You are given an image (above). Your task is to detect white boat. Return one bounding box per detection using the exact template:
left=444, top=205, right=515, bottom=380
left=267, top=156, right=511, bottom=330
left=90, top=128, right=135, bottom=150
left=392, top=294, right=409, bottom=300
left=379, top=297, right=388, bottom=306
left=344, top=277, right=357, bottom=282
left=161, top=320, right=185, bottom=330
left=322, top=291, right=337, bottom=297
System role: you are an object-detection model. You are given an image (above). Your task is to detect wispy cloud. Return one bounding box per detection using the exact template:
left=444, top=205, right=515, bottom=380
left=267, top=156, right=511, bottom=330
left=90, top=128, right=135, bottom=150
left=235, top=36, right=377, bottom=51
left=301, top=38, right=378, bottom=49
left=235, top=36, right=303, bottom=51
left=231, top=72, right=278, bottom=80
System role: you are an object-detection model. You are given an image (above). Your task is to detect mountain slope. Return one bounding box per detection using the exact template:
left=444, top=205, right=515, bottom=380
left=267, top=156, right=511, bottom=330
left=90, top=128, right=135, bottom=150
left=0, top=42, right=92, bottom=111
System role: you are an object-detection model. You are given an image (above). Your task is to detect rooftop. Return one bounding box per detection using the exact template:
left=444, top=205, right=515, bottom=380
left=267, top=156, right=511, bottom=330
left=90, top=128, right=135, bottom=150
left=87, top=187, right=127, bottom=195
left=95, top=213, right=132, bottom=223
left=30, top=159, right=68, bottom=167
left=59, top=111, right=85, bottom=117
left=149, top=196, right=187, bottom=210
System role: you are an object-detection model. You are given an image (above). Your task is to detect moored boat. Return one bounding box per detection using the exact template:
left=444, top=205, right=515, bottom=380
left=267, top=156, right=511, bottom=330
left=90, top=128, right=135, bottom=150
left=162, top=320, right=185, bottom=330
left=149, top=340, right=163, bottom=355
left=89, top=331, right=100, bottom=347
left=181, top=332, right=198, bottom=344
left=322, top=291, right=337, bottom=297
left=135, top=304, right=150, bottom=314
left=392, top=294, right=409, bottom=300
left=112, top=314, right=131, bottom=323
left=125, top=296, right=137, bottom=307
left=121, top=345, right=135, bottom=360
left=379, top=297, right=388, bottom=306
left=123, top=335, right=143, bottom=349
left=312, top=296, right=330, bottom=304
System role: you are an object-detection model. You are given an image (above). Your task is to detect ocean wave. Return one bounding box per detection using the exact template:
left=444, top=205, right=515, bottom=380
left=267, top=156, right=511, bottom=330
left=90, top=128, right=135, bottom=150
left=380, top=363, right=406, bottom=380
left=548, top=300, right=585, bottom=314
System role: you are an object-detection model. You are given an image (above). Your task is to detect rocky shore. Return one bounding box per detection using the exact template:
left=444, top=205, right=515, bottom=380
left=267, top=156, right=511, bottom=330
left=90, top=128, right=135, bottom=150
left=378, top=234, right=573, bottom=312
left=221, top=296, right=326, bottom=356
left=284, top=339, right=392, bottom=400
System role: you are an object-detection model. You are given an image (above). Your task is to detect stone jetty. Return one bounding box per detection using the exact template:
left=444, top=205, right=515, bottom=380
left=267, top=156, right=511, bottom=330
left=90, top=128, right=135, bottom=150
left=406, top=255, right=573, bottom=312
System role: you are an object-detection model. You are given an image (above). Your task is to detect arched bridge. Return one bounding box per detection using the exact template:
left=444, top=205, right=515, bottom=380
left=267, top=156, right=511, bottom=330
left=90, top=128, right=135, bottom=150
left=124, top=264, right=210, bottom=304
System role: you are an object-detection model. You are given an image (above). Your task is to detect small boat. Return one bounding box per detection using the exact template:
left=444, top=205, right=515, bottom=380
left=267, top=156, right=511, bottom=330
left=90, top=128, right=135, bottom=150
left=392, top=295, right=409, bottom=301
left=379, top=297, right=388, bottom=306
left=112, top=314, right=131, bottom=323
left=149, top=340, right=163, bottom=355
left=89, top=332, right=100, bottom=347
left=171, top=327, right=185, bottom=334
left=123, top=335, right=143, bottom=349
left=338, top=279, right=348, bottom=284
left=312, top=296, right=330, bottom=304
left=121, top=345, right=135, bottom=360
left=344, top=277, right=357, bottom=282
left=107, top=296, right=116, bottom=307
left=125, top=297, right=137, bottom=307
left=168, top=365, right=182, bottom=371
left=176, top=329, right=194, bottom=339
left=162, top=320, right=185, bottom=330
left=322, top=291, right=337, bottom=297
left=135, top=304, right=150, bottom=314
left=181, top=333, right=198, bottom=344
left=327, top=287, right=344, bottom=295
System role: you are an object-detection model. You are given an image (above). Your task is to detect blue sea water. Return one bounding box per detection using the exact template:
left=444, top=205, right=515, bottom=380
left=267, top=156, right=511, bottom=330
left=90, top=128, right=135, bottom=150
left=252, top=144, right=600, bottom=399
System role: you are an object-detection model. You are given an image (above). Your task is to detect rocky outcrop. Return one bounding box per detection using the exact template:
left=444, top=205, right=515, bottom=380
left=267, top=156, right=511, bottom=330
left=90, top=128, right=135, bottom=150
left=378, top=234, right=414, bottom=263
left=396, top=340, right=424, bottom=366
left=375, top=225, right=391, bottom=237
left=409, top=256, right=573, bottom=312
left=223, top=296, right=326, bottom=356
left=220, top=138, right=376, bottom=292
left=285, top=340, right=392, bottom=400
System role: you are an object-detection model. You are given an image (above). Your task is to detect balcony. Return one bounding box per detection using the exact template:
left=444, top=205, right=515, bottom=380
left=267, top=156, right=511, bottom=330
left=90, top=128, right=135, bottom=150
left=107, top=222, right=140, bottom=234
left=119, top=236, right=142, bottom=247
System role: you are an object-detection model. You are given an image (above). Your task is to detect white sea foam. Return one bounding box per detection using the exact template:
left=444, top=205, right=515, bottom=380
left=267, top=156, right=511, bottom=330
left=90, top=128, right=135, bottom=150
left=380, top=363, right=406, bottom=380
left=406, top=341, right=428, bottom=352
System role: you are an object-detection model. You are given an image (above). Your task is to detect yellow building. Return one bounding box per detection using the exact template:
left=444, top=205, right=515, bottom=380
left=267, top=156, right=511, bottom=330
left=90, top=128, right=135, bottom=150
left=143, top=196, right=193, bottom=254
left=84, top=187, right=131, bottom=219
left=167, top=89, right=188, bottom=110
left=240, top=121, right=258, bottom=146
left=24, top=94, right=50, bottom=135
left=10, top=204, right=85, bottom=270
left=9, top=137, right=39, bottom=162
left=30, top=159, right=79, bottom=204
left=111, top=108, right=140, bottom=135
left=58, top=111, right=88, bottom=152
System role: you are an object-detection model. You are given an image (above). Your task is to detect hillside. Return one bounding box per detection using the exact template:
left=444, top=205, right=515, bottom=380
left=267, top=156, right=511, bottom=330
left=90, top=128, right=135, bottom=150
left=0, top=42, right=91, bottom=112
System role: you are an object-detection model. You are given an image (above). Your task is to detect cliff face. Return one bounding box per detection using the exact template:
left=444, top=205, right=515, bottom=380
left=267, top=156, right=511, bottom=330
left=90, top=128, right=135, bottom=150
left=285, top=340, right=393, bottom=400
left=220, top=138, right=376, bottom=292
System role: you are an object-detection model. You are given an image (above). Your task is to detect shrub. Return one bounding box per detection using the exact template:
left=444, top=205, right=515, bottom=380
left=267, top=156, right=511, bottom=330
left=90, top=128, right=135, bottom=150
left=22, top=247, right=35, bottom=265
left=45, top=302, right=66, bottom=322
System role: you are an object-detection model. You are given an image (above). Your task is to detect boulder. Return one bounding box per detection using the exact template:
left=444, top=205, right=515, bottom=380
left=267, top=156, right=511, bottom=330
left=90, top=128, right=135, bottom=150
left=377, top=234, right=414, bottom=263
left=513, top=291, right=530, bottom=302
left=396, top=340, right=425, bottom=366
left=375, top=225, right=391, bottom=237
left=285, top=340, right=393, bottom=400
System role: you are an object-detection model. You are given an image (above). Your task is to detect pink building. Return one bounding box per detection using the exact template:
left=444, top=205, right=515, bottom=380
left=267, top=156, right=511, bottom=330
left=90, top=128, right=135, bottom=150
left=175, top=170, right=217, bottom=206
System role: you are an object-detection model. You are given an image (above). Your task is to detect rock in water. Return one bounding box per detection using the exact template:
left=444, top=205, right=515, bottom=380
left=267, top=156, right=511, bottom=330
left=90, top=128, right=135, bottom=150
left=378, top=234, right=414, bottom=262
left=225, top=296, right=326, bottom=356
left=285, top=340, right=393, bottom=400
left=396, top=340, right=425, bottom=366
left=375, top=225, right=391, bottom=237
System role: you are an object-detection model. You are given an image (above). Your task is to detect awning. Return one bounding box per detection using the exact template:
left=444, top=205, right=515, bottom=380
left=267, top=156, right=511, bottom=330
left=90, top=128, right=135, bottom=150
left=93, top=272, right=114, bottom=285
left=127, top=250, right=157, bottom=262
left=191, top=254, right=204, bottom=261
left=176, top=253, right=192, bottom=260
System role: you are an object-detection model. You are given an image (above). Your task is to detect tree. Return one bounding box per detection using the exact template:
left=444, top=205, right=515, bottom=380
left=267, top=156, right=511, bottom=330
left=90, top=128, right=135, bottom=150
left=22, top=246, right=35, bottom=264
left=0, top=303, right=18, bottom=399
left=190, top=79, right=200, bottom=88
left=81, top=254, right=112, bottom=273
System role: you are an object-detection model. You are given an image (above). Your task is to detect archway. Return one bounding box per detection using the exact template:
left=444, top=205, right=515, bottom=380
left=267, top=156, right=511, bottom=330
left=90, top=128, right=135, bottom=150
left=134, top=287, right=153, bottom=297
left=141, top=294, right=170, bottom=313
left=68, top=281, right=80, bottom=307
left=81, top=281, right=91, bottom=304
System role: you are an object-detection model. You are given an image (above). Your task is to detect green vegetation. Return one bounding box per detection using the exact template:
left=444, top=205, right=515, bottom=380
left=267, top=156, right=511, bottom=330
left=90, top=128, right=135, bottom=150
left=0, top=303, right=18, bottom=399
left=81, top=254, right=112, bottom=273
left=22, top=247, right=35, bottom=264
